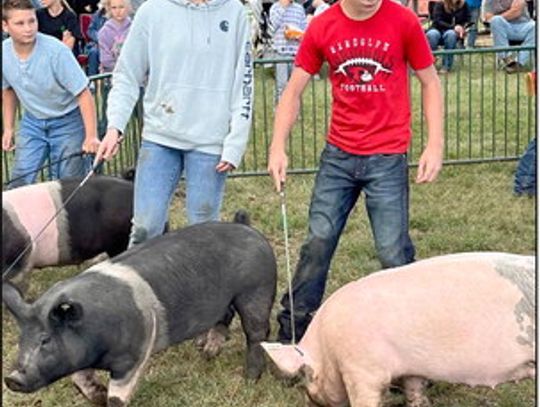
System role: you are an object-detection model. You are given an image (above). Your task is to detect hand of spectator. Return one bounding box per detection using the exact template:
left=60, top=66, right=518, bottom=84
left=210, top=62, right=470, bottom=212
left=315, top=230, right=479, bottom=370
left=415, top=144, right=443, bottom=183
left=95, top=128, right=122, bottom=163
left=454, top=25, right=464, bottom=38
left=268, top=146, right=288, bottom=192
left=82, top=136, right=100, bottom=154
left=2, top=130, right=15, bottom=152
left=62, top=30, right=75, bottom=49
left=216, top=161, right=235, bottom=173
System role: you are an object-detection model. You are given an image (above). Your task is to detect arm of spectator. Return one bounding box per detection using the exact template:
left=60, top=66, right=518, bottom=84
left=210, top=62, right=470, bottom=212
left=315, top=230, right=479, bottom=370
left=500, top=0, right=526, bottom=20
left=220, top=12, right=252, bottom=171
left=268, top=67, right=312, bottom=191
left=2, top=88, right=18, bottom=152
left=62, top=30, right=76, bottom=50
left=269, top=0, right=289, bottom=34
left=98, top=27, right=115, bottom=72
left=77, top=87, right=100, bottom=154
left=67, top=11, right=84, bottom=40
left=414, top=65, right=443, bottom=184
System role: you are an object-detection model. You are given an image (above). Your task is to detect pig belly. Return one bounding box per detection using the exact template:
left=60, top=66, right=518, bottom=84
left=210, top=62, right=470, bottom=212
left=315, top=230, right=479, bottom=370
left=392, top=313, right=533, bottom=387
left=3, top=182, right=63, bottom=267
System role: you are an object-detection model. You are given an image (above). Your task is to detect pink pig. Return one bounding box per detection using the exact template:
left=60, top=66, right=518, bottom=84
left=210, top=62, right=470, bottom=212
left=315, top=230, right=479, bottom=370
left=263, top=252, right=535, bottom=407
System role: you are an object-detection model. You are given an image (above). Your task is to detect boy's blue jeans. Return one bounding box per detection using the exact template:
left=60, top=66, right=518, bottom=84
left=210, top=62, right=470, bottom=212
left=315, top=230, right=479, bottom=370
left=277, top=143, right=415, bottom=342
left=9, top=108, right=88, bottom=189
left=129, top=139, right=227, bottom=247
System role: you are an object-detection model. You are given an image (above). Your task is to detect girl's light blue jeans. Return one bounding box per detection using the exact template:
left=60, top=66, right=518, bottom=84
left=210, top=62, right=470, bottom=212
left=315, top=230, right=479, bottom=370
left=9, top=108, right=89, bottom=189
left=129, top=139, right=227, bottom=247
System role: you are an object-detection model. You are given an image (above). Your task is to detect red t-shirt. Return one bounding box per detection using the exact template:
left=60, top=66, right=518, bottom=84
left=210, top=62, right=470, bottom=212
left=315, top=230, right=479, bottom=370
left=295, top=0, right=434, bottom=154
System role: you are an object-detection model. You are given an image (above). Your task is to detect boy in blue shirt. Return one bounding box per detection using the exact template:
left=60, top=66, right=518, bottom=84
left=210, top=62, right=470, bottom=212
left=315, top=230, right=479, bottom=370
left=2, top=0, right=99, bottom=188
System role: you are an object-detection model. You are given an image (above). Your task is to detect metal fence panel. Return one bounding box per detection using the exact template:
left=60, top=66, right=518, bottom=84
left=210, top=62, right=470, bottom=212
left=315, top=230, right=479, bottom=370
left=2, top=46, right=536, bottom=187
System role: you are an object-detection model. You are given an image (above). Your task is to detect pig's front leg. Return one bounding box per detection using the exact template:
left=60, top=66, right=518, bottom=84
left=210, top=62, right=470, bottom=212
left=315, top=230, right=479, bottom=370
left=342, top=371, right=387, bottom=407
left=107, top=312, right=157, bottom=407
left=71, top=369, right=107, bottom=405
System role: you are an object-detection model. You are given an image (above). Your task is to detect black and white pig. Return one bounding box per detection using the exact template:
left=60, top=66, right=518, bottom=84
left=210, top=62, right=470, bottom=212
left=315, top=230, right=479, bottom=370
left=3, top=212, right=277, bottom=406
left=2, top=175, right=134, bottom=282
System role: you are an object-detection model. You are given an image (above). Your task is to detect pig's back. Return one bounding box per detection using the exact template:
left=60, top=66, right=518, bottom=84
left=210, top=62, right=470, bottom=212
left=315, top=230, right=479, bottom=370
left=311, top=252, right=535, bottom=387
left=3, top=181, right=67, bottom=267
left=109, top=222, right=277, bottom=343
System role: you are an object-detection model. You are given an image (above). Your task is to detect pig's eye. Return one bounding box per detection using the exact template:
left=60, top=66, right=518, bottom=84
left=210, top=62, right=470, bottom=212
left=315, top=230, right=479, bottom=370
left=40, top=335, right=51, bottom=347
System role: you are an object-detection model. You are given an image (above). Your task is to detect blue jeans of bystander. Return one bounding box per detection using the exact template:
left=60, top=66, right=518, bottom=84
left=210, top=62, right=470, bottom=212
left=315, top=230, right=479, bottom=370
left=129, top=139, right=227, bottom=247
left=490, top=16, right=535, bottom=66
left=426, top=28, right=459, bottom=70
left=277, top=143, right=416, bottom=342
left=9, top=108, right=89, bottom=189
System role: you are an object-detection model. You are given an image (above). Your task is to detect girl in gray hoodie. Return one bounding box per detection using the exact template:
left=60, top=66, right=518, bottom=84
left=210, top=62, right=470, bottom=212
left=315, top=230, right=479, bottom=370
left=95, top=0, right=253, bottom=246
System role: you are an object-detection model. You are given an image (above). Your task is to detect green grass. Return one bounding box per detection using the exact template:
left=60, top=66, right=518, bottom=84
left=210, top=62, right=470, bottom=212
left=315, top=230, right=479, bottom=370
left=2, top=162, right=535, bottom=406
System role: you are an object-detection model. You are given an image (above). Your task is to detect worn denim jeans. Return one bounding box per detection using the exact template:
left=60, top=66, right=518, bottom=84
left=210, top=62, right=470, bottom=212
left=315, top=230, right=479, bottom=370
left=466, top=7, right=481, bottom=48
left=490, top=16, right=536, bottom=65
left=277, top=143, right=415, bottom=342
left=274, top=60, right=293, bottom=105
left=426, top=28, right=459, bottom=70
left=129, top=139, right=227, bottom=247
left=514, top=138, right=536, bottom=196
left=9, top=108, right=89, bottom=189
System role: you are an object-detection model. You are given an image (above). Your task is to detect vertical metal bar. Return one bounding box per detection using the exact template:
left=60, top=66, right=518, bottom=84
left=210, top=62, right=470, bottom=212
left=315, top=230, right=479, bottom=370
left=491, top=55, right=496, bottom=158
left=480, top=52, right=485, bottom=158
left=467, top=51, right=472, bottom=158
left=456, top=53, right=461, bottom=160
left=503, top=64, right=509, bottom=157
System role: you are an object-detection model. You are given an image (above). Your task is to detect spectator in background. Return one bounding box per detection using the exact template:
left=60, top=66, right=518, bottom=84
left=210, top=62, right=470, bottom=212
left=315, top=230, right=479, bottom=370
left=484, top=0, right=535, bottom=73
left=269, top=0, right=307, bottom=104
left=465, top=0, right=481, bottom=47
left=37, top=0, right=83, bottom=53
left=85, top=1, right=107, bottom=75
left=2, top=0, right=99, bottom=188
left=426, top=0, right=469, bottom=73
left=97, top=0, right=131, bottom=73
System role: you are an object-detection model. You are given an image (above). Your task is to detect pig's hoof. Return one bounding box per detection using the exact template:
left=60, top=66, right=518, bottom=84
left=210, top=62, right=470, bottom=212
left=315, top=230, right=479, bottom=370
left=245, top=366, right=263, bottom=381
left=196, top=327, right=228, bottom=359
left=107, top=396, right=126, bottom=407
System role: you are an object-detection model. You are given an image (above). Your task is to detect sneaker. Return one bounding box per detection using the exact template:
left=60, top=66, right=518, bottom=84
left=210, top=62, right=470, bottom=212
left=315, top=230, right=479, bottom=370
left=499, top=56, right=516, bottom=70
left=438, top=67, right=450, bottom=75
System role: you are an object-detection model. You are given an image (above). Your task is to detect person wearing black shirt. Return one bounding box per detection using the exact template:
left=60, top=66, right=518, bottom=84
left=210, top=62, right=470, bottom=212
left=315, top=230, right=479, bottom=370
left=37, top=0, right=83, bottom=54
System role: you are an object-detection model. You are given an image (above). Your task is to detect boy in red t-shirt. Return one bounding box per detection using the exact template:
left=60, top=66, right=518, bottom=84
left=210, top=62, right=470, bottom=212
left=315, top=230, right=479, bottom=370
left=268, top=0, right=444, bottom=343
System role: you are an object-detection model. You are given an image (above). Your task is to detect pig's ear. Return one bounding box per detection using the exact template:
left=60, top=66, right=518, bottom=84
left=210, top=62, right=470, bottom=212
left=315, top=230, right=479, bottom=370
left=2, top=282, right=30, bottom=322
left=261, top=342, right=306, bottom=377
left=48, top=301, right=84, bottom=328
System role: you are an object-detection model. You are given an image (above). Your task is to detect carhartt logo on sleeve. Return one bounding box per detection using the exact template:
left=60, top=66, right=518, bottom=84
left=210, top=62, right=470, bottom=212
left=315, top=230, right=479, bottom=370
left=220, top=21, right=229, bottom=32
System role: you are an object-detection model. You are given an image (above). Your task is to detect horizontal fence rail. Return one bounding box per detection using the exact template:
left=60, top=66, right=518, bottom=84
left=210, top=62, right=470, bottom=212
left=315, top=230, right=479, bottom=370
left=2, top=46, right=536, bottom=187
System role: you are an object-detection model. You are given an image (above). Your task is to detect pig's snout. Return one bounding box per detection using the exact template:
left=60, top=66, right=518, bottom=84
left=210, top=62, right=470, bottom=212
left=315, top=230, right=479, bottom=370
left=5, top=370, right=32, bottom=393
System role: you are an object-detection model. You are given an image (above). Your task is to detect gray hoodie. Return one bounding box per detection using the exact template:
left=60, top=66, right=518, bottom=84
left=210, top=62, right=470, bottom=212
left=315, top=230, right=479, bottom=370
left=106, top=0, right=253, bottom=167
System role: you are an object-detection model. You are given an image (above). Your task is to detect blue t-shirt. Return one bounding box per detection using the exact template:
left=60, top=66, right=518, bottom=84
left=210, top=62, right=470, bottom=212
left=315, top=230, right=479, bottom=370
left=2, top=33, right=88, bottom=119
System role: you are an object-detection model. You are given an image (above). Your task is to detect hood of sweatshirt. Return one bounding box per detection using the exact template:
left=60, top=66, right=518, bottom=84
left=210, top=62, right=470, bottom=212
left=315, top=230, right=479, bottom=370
left=106, top=0, right=254, bottom=167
